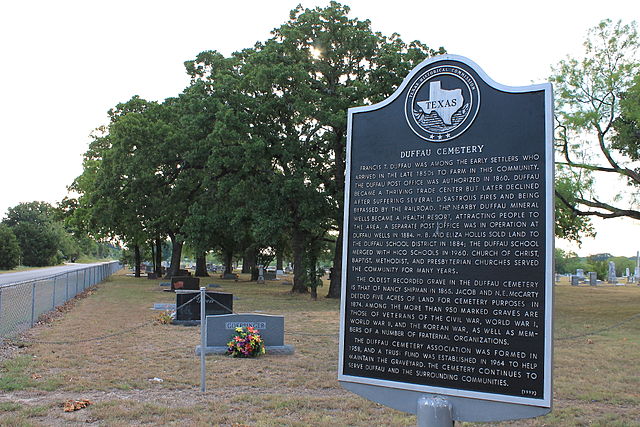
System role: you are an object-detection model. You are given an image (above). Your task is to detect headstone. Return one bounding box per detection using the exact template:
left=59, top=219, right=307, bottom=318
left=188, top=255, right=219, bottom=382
left=171, top=276, right=200, bottom=291
left=174, top=291, right=232, bottom=323
left=571, top=275, right=579, bottom=286
left=196, top=313, right=294, bottom=355
left=625, top=267, right=630, bottom=277
left=608, top=261, right=617, bottom=284
left=264, top=271, right=277, bottom=280
left=588, top=272, right=597, bottom=286
left=576, top=269, right=585, bottom=279
left=276, top=269, right=285, bottom=277
left=340, top=55, right=553, bottom=421
left=152, top=303, right=176, bottom=310
left=147, top=272, right=158, bottom=280
left=257, top=266, right=265, bottom=284
left=554, top=274, right=560, bottom=283
left=221, top=273, right=238, bottom=280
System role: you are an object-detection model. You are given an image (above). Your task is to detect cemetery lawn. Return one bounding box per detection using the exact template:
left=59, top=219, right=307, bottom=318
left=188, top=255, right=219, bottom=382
left=0, top=273, right=638, bottom=426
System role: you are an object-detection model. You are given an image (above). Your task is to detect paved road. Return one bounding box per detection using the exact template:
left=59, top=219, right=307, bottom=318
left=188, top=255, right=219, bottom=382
left=0, top=263, right=106, bottom=286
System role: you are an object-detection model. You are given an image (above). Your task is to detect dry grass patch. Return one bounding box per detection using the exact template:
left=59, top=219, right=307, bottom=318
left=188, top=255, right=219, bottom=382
left=0, top=273, right=639, bottom=425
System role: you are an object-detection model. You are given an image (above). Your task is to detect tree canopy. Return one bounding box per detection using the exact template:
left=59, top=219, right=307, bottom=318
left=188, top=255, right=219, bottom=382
left=70, top=2, right=445, bottom=294
left=552, top=19, right=640, bottom=243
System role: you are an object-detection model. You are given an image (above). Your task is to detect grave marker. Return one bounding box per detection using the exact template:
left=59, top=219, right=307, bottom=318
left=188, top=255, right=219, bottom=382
left=608, top=261, right=617, bottom=284
left=339, top=55, right=553, bottom=423
left=196, top=313, right=294, bottom=355
left=174, top=290, right=232, bottom=323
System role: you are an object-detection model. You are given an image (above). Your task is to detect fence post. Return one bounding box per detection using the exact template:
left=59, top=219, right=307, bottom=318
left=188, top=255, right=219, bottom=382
left=31, top=282, right=36, bottom=327
left=52, top=276, right=56, bottom=310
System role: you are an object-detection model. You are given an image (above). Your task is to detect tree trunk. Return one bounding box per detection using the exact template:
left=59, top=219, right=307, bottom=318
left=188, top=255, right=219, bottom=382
left=224, top=250, right=234, bottom=275
left=150, top=242, right=156, bottom=273
left=291, top=229, right=308, bottom=293
left=133, top=244, right=141, bottom=278
left=327, top=230, right=342, bottom=298
left=276, top=249, right=284, bottom=271
left=195, top=252, right=209, bottom=277
left=242, top=246, right=256, bottom=276
left=165, top=233, right=183, bottom=278
left=327, top=128, right=345, bottom=299
left=155, top=238, right=163, bottom=276
left=309, top=250, right=318, bottom=300
left=241, top=257, right=251, bottom=273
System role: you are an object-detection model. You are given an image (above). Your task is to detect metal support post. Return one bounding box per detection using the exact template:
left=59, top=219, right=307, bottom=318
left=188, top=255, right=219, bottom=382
left=200, top=286, right=207, bottom=392
left=417, top=396, right=453, bottom=427
left=31, top=282, right=37, bottom=327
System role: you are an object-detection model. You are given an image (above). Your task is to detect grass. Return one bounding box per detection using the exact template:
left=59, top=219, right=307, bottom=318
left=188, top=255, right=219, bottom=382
left=0, top=273, right=639, bottom=425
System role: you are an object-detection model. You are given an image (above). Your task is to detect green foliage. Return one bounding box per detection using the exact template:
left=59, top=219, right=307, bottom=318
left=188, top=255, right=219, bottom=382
left=555, top=177, right=596, bottom=243
left=612, top=73, right=640, bottom=160
left=0, top=223, right=21, bottom=269
left=3, top=202, right=60, bottom=266
left=182, top=2, right=443, bottom=294
left=551, top=19, right=640, bottom=239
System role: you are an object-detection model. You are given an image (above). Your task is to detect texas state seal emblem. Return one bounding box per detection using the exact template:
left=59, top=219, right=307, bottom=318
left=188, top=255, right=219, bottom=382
left=405, top=65, right=480, bottom=142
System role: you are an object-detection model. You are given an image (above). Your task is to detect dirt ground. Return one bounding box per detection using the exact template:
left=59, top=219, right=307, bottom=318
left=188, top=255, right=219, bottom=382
left=0, top=274, right=639, bottom=426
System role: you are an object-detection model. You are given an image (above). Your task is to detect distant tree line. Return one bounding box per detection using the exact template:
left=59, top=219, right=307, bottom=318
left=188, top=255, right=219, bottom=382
left=64, top=8, right=637, bottom=298
left=0, top=201, right=119, bottom=270
left=554, top=248, right=637, bottom=280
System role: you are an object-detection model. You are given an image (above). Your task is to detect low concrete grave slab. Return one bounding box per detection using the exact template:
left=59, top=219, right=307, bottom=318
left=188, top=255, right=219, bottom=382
left=152, top=303, right=176, bottom=310
left=196, top=313, right=294, bottom=355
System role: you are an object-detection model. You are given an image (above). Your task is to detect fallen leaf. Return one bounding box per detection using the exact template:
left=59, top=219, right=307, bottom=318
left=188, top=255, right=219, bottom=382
left=31, top=373, right=42, bottom=380
left=63, top=399, right=93, bottom=412
left=586, top=339, right=594, bottom=344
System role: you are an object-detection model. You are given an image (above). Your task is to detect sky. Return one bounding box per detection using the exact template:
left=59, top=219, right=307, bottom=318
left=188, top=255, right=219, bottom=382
left=0, top=0, right=638, bottom=257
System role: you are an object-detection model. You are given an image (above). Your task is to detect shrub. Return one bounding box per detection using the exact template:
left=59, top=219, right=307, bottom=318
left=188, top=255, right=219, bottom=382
left=0, top=223, right=21, bottom=270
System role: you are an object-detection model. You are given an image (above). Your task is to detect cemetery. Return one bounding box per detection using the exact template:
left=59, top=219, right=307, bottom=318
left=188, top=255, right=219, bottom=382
left=0, top=3, right=638, bottom=426
left=0, top=270, right=638, bottom=425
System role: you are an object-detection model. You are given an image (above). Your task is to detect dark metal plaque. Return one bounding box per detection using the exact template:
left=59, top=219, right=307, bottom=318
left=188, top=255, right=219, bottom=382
left=338, top=55, right=553, bottom=414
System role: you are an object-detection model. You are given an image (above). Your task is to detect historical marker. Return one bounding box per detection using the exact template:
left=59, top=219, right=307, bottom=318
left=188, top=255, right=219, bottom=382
left=339, top=55, right=553, bottom=422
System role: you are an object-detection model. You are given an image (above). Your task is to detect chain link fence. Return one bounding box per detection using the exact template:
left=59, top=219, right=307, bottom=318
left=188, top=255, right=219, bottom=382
left=0, top=262, right=121, bottom=340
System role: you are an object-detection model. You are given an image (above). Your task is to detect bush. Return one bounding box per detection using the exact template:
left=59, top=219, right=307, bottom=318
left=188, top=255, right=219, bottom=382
left=0, top=224, right=21, bottom=270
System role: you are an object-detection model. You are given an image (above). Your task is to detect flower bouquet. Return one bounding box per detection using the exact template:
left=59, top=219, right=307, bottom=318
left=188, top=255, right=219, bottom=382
left=227, top=326, right=266, bottom=358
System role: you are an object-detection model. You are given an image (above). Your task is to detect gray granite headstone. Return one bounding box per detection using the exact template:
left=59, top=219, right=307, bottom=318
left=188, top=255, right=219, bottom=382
left=608, top=261, right=617, bottom=284
left=571, top=275, right=579, bottom=286
left=588, top=272, right=597, bottom=286
left=576, top=269, right=585, bottom=279
left=196, top=313, right=294, bottom=355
